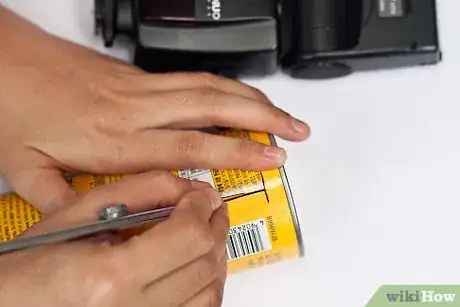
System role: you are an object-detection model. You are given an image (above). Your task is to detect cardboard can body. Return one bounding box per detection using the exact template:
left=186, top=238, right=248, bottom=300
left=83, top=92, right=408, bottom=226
left=0, top=130, right=303, bottom=275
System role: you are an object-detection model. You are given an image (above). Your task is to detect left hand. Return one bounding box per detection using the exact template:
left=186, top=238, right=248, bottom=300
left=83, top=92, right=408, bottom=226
left=0, top=7, right=310, bottom=213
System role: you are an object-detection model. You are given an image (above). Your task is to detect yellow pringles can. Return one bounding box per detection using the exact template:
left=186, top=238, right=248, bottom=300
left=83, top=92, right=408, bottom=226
left=0, top=129, right=303, bottom=275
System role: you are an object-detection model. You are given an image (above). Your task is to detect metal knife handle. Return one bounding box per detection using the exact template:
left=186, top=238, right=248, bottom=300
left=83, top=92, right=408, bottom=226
left=0, top=206, right=174, bottom=255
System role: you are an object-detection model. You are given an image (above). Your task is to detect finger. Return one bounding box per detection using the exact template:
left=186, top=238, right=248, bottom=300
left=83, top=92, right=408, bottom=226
left=209, top=203, right=230, bottom=262
left=180, top=279, right=226, bottom=307
left=124, top=71, right=272, bottom=103
left=25, top=171, right=201, bottom=235
left=144, top=205, right=229, bottom=306
left=144, top=250, right=227, bottom=307
left=113, top=187, right=223, bottom=286
left=4, top=166, right=76, bottom=214
left=95, top=130, right=288, bottom=172
left=131, top=89, right=310, bottom=142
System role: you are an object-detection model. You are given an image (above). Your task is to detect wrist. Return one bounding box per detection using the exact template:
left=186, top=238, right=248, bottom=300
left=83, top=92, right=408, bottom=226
left=0, top=6, right=54, bottom=64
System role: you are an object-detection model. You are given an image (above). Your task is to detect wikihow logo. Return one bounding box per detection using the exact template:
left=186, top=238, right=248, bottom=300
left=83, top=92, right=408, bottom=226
left=366, top=285, right=460, bottom=307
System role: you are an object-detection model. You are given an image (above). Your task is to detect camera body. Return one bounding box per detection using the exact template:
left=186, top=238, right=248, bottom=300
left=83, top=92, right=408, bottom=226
left=95, top=0, right=441, bottom=79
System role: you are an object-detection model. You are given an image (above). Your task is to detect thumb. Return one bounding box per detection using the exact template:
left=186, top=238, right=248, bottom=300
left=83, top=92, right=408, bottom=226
left=8, top=167, right=76, bottom=214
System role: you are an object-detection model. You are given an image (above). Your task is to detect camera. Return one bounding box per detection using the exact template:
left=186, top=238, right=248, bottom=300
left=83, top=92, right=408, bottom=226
left=95, top=0, right=441, bottom=79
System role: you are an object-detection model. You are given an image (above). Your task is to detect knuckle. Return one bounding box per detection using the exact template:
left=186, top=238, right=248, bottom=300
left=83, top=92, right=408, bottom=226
left=194, top=72, right=221, bottom=88
left=275, top=107, right=291, bottom=121
left=185, top=216, right=215, bottom=253
left=196, top=255, right=219, bottom=284
left=175, top=131, right=209, bottom=161
left=205, top=282, right=224, bottom=307
left=235, top=140, right=260, bottom=168
left=236, top=139, right=255, bottom=154
left=199, top=88, right=225, bottom=103
left=253, top=104, right=291, bottom=130
left=88, top=80, right=128, bottom=106
left=270, top=106, right=293, bottom=126
left=221, top=210, right=230, bottom=230
left=149, top=170, right=176, bottom=184
left=262, top=104, right=286, bottom=121
left=250, top=86, right=272, bottom=103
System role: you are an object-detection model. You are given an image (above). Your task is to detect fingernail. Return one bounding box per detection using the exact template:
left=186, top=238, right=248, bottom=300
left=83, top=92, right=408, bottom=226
left=292, top=118, right=309, bottom=134
left=205, top=188, right=223, bottom=211
left=264, top=146, right=287, bottom=163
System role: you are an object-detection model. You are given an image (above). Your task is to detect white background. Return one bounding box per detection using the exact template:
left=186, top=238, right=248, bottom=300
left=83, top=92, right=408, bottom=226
left=1, top=1, right=459, bottom=306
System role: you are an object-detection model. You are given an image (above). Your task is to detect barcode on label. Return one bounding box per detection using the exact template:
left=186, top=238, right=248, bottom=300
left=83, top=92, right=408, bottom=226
left=227, top=219, right=272, bottom=261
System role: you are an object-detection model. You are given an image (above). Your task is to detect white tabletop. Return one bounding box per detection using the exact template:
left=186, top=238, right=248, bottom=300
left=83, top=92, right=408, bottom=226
left=1, top=1, right=460, bottom=306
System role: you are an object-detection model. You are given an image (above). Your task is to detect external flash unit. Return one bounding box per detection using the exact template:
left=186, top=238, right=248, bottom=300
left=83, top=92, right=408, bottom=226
left=94, top=0, right=441, bottom=79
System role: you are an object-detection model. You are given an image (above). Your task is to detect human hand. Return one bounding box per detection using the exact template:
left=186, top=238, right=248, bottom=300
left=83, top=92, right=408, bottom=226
left=0, top=7, right=310, bottom=213
left=0, top=171, right=229, bottom=307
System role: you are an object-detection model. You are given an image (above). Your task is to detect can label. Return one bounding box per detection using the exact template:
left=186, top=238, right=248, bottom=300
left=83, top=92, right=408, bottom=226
left=0, top=130, right=303, bottom=275
left=0, top=194, right=43, bottom=241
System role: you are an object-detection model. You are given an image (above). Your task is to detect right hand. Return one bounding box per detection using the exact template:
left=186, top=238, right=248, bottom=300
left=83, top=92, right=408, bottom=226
left=0, top=171, right=229, bottom=307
